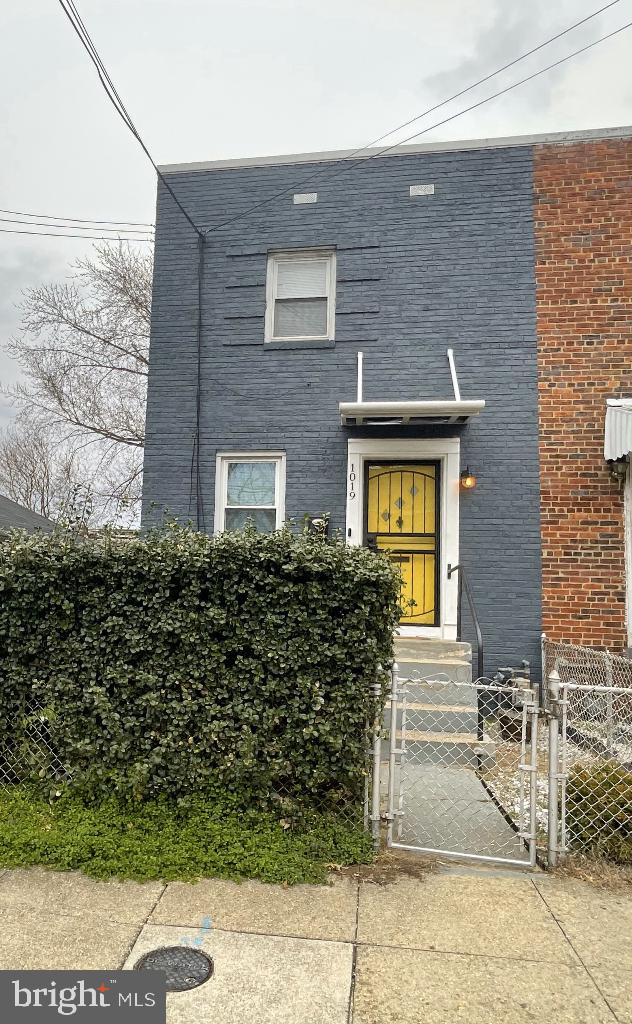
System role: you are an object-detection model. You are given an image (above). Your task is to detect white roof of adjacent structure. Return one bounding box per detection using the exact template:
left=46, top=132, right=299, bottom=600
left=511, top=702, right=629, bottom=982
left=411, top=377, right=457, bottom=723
left=605, top=400, right=632, bottom=461
left=159, top=125, right=632, bottom=175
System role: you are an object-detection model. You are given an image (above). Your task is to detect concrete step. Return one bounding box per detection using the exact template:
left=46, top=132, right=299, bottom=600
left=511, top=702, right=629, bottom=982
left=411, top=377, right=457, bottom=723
left=400, top=706, right=480, bottom=734
left=397, top=730, right=479, bottom=744
left=394, top=636, right=472, bottom=664
left=395, top=639, right=473, bottom=686
left=396, top=656, right=473, bottom=673
left=399, top=680, right=477, bottom=707
left=405, top=702, right=475, bottom=713
left=398, top=662, right=473, bottom=686
left=397, top=732, right=495, bottom=768
left=386, top=698, right=478, bottom=717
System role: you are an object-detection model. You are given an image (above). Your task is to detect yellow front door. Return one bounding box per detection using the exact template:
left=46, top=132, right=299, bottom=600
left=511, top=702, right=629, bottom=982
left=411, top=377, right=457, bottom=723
left=366, top=462, right=439, bottom=626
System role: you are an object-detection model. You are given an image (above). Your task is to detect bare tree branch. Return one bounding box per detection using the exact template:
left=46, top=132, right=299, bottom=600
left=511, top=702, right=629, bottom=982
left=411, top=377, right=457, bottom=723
left=4, top=242, right=151, bottom=516
left=0, top=422, right=82, bottom=520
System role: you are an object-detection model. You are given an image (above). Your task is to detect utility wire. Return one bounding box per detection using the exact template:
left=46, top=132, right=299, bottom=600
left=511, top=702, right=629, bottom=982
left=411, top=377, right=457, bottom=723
left=54, top=0, right=631, bottom=526
left=57, top=0, right=207, bottom=525
left=57, top=0, right=204, bottom=239
left=204, top=10, right=631, bottom=235
left=361, top=20, right=632, bottom=159
left=0, top=216, right=153, bottom=234
left=340, top=0, right=624, bottom=158
left=0, top=227, right=153, bottom=242
left=56, top=0, right=208, bottom=527
left=56, top=0, right=628, bottom=241
left=0, top=207, right=153, bottom=227
left=59, top=0, right=625, bottom=243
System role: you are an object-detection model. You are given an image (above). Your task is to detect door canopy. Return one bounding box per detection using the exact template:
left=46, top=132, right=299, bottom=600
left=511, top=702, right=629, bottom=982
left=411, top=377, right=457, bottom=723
left=339, top=349, right=485, bottom=426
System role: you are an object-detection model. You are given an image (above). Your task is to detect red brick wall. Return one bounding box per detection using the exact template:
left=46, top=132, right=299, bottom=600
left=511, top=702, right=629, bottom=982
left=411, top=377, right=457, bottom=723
left=534, top=138, right=632, bottom=648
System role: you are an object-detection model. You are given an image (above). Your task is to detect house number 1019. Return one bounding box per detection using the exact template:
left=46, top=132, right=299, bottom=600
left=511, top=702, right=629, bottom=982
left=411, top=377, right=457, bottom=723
left=349, top=464, right=356, bottom=499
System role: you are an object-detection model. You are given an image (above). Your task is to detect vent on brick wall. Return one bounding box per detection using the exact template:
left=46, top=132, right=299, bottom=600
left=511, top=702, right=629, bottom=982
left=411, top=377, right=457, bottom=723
left=409, top=184, right=435, bottom=197
left=293, top=192, right=318, bottom=205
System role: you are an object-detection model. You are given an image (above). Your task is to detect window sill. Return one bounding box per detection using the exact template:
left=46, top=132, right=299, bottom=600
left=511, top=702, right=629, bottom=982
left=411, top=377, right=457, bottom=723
left=264, top=338, right=335, bottom=351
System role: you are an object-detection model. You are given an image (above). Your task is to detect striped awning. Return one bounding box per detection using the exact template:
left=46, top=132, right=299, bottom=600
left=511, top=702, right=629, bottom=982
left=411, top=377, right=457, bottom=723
left=604, top=399, right=632, bottom=460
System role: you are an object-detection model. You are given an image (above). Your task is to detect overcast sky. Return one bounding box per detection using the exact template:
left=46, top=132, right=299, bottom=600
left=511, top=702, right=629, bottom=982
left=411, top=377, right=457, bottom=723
left=1, top=0, right=631, bottom=427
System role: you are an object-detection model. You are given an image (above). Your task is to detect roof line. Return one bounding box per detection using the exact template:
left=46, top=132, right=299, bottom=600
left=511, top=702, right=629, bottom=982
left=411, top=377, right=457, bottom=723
left=158, top=124, right=632, bottom=175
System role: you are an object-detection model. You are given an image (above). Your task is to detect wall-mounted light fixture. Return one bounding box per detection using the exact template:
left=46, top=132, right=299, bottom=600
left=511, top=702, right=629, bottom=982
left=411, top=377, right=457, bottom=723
left=305, top=514, right=331, bottom=536
left=607, top=458, right=628, bottom=484
left=460, top=467, right=477, bottom=490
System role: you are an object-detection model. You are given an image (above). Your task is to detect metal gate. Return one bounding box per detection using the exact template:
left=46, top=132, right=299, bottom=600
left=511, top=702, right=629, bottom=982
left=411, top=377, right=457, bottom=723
left=384, top=663, right=539, bottom=867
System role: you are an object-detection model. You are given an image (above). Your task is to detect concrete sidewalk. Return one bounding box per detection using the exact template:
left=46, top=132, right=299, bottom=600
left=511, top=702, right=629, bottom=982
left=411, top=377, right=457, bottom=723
left=0, top=861, right=630, bottom=1023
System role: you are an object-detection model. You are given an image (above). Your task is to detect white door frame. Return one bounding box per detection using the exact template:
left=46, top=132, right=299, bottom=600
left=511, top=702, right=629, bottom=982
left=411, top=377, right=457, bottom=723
left=345, top=437, right=460, bottom=640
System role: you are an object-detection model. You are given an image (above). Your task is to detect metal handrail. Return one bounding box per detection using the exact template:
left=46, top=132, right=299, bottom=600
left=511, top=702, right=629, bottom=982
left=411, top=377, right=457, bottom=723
left=448, top=562, right=485, bottom=741
left=447, top=563, right=484, bottom=681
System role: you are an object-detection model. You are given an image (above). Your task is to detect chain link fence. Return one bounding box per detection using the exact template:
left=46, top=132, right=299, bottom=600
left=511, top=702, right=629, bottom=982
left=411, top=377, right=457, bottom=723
left=560, top=684, right=632, bottom=862
left=3, top=642, right=631, bottom=865
left=0, top=700, right=67, bottom=790
left=373, top=643, right=632, bottom=869
left=268, top=745, right=375, bottom=830
left=542, top=637, right=632, bottom=699
left=544, top=638, right=632, bottom=866
left=0, top=697, right=373, bottom=831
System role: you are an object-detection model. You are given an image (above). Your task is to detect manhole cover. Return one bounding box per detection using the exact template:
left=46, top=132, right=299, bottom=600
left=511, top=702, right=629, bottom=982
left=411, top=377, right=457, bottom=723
left=134, top=946, right=214, bottom=991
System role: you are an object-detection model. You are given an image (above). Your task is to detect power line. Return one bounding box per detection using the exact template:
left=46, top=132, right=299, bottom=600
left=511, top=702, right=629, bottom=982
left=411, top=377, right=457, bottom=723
left=0, top=227, right=153, bottom=242
left=362, top=20, right=632, bottom=160
left=57, top=0, right=204, bottom=239
left=57, top=0, right=207, bottom=526
left=0, top=216, right=153, bottom=234
left=204, top=9, right=631, bottom=235
left=0, top=207, right=153, bottom=227
left=343, top=0, right=624, bottom=157
left=54, top=0, right=631, bottom=530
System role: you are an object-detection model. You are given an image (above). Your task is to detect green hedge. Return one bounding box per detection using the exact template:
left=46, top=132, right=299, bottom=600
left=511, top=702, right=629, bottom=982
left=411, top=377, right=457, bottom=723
left=0, top=527, right=399, bottom=807
left=566, top=762, right=632, bottom=864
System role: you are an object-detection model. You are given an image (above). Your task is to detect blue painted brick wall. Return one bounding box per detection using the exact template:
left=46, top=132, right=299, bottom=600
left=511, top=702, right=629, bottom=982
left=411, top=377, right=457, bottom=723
left=142, top=144, right=542, bottom=674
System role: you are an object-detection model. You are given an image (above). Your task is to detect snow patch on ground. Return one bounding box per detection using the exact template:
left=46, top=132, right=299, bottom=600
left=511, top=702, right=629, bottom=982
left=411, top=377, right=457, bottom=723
left=480, top=723, right=607, bottom=837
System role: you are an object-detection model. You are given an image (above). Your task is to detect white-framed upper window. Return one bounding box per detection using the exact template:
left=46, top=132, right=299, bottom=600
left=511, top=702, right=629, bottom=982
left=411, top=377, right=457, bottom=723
left=265, top=249, right=336, bottom=343
left=215, top=452, right=286, bottom=533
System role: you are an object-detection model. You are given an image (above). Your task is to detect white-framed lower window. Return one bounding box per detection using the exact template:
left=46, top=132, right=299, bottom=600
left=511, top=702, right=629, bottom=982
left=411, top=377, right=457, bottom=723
left=214, top=452, right=286, bottom=533
left=265, top=249, right=336, bottom=343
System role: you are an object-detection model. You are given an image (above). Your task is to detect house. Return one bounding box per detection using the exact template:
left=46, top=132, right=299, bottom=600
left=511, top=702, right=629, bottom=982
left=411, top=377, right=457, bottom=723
left=142, top=125, right=632, bottom=674
left=535, top=137, right=631, bottom=653
left=0, top=494, right=54, bottom=533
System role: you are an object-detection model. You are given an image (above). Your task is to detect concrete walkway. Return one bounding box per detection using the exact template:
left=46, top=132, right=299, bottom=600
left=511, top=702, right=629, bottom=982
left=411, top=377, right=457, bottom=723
left=0, top=862, right=630, bottom=1023
left=391, top=658, right=530, bottom=862
left=396, top=762, right=529, bottom=861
